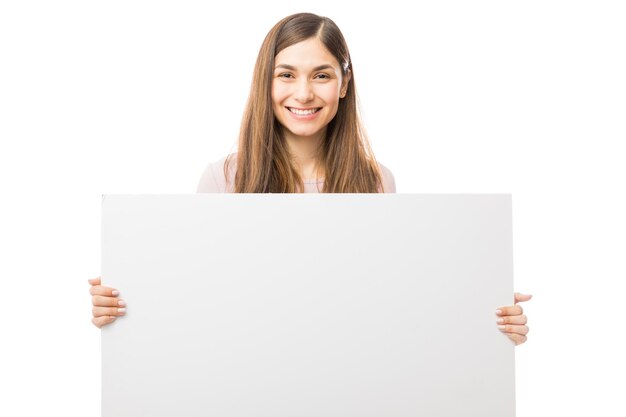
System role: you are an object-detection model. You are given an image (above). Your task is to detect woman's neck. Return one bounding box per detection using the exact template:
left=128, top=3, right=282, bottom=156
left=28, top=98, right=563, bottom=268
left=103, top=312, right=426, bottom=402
left=285, top=130, right=326, bottom=180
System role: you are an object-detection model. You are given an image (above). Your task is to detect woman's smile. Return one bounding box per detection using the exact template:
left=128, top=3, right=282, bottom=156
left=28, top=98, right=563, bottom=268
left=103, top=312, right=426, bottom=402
left=286, top=106, right=322, bottom=120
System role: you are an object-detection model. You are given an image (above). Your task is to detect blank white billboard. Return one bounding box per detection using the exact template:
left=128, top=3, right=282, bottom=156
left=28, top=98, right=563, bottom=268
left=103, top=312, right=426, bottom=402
left=101, top=194, right=515, bottom=416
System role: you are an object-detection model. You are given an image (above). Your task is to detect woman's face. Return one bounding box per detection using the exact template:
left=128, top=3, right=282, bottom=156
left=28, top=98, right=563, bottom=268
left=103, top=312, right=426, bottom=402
left=271, top=37, right=349, bottom=142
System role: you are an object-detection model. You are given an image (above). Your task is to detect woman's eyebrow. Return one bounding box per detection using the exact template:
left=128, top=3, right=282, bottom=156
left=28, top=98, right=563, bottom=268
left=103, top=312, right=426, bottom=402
left=274, top=64, right=335, bottom=71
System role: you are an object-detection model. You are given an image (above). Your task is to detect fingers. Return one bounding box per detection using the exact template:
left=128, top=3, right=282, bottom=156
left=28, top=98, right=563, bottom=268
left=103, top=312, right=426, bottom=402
left=92, top=306, right=126, bottom=318
left=88, top=276, right=125, bottom=328
left=90, top=286, right=120, bottom=297
left=496, top=305, right=523, bottom=316
left=88, top=277, right=120, bottom=297
left=514, top=292, right=533, bottom=304
left=496, top=314, right=527, bottom=325
left=92, top=295, right=126, bottom=308
left=497, top=321, right=530, bottom=346
left=505, top=333, right=527, bottom=346
left=92, top=315, right=117, bottom=329
left=498, top=323, right=529, bottom=336
left=497, top=295, right=531, bottom=346
left=88, top=276, right=101, bottom=286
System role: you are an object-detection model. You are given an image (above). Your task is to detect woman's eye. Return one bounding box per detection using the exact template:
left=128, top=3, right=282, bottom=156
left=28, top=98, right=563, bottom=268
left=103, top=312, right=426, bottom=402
left=315, top=73, right=330, bottom=79
left=278, top=73, right=293, bottom=79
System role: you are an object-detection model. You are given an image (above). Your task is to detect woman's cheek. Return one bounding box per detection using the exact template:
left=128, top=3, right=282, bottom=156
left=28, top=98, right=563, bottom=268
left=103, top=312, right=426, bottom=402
left=317, top=82, right=341, bottom=102
left=271, top=83, right=290, bottom=103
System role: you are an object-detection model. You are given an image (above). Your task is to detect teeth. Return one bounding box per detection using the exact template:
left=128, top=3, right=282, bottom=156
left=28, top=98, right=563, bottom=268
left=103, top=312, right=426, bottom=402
left=289, top=107, right=319, bottom=115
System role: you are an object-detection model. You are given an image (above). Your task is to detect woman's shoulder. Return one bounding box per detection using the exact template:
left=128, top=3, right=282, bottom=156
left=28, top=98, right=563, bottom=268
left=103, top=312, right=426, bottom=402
left=377, top=161, right=396, bottom=193
left=196, top=153, right=238, bottom=193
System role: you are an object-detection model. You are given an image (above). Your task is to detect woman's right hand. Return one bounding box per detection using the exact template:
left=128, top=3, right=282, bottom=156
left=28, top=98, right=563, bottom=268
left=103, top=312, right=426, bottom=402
left=88, top=276, right=126, bottom=328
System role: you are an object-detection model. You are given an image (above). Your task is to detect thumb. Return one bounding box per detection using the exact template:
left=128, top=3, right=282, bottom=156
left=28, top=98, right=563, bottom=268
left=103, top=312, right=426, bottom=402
left=514, top=292, right=533, bottom=304
left=88, top=276, right=101, bottom=286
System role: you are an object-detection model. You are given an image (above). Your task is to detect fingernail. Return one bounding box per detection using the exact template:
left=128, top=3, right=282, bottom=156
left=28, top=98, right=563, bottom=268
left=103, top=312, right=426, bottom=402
left=497, top=318, right=504, bottom=324
left=498, top=325, right=506, bottom=330
left=495, top=309, right=503, bottom=315
left=112, top=290, right=120, bottom=296
left=117, top=308, right=126, bottom=313
left=118, top=299, right=126, bottom=307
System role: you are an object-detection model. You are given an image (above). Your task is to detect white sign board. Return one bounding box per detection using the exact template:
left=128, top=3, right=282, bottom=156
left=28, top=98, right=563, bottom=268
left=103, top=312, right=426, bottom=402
left=101, top=194, right=515, bottom=416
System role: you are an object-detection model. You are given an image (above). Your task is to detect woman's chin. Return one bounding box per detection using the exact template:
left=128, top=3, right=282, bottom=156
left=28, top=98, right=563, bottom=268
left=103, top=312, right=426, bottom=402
left=284, top=127, right=324, bottom=140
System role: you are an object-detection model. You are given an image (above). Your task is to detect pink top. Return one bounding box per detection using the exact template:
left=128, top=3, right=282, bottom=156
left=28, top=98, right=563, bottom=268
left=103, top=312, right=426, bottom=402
left=196, top=153, right=396, bottom=193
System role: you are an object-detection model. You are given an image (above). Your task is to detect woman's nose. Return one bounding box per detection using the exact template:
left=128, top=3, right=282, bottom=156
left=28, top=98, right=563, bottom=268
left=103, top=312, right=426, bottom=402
left=294, top=79, right=314, bottom=102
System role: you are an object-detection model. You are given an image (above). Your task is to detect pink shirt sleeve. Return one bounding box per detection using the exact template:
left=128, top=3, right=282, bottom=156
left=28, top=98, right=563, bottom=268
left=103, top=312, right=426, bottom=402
left=378, top=162, right=397, bottom=193
left=196, top=155, right=232, bottom=193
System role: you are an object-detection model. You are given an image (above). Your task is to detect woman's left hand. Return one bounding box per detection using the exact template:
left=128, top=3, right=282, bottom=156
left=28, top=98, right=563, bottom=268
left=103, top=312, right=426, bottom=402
left=496, top=292, right=532, bottom=346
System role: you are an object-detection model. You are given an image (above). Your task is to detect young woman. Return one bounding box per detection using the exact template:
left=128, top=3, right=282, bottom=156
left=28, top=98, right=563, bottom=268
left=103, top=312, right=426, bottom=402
left=88, top=12, right=532, bottom=345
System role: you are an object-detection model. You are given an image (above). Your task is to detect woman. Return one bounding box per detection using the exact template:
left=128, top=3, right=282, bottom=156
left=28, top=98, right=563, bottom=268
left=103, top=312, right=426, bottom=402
left=88, top=12, right=532, bottom=345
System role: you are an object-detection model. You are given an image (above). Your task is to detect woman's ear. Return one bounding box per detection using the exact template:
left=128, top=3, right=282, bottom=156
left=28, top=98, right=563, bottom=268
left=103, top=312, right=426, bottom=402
left=340, top=69, right=352, bottom=98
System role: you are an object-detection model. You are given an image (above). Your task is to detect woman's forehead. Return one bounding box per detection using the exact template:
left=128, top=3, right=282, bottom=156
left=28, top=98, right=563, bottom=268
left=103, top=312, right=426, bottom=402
left=274, top=38, right=340, bottom=70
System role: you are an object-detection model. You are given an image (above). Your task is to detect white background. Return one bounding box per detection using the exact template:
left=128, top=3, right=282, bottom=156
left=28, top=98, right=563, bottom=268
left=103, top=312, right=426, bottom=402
left=0, top=1, right=624, bottom=416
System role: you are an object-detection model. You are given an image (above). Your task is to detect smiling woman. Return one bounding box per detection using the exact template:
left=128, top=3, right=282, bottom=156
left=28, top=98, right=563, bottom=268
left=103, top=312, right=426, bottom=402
left=214, top=12, right=391, bottom=193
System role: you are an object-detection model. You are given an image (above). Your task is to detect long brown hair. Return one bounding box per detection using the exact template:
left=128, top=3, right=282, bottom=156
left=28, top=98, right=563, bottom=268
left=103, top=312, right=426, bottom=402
left=225, top=12, right=384, bottom=193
